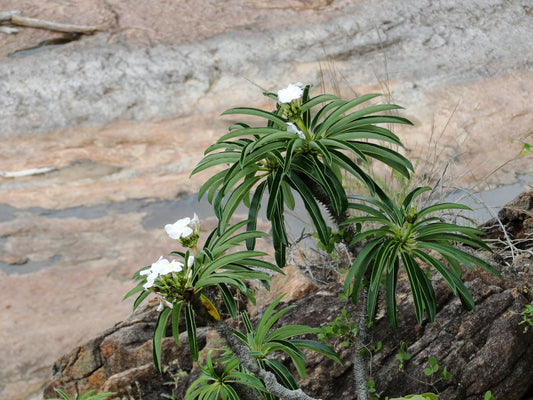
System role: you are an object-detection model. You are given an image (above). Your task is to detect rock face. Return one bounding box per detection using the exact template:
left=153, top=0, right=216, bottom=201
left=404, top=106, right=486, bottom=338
left=43, top=303, right=205, bottom=400
left=44, top=193, right=533, bottom=399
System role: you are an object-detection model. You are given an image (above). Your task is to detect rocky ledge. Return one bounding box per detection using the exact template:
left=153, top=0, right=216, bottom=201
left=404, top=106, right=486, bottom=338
left=43, top=192, right=533, bottom=400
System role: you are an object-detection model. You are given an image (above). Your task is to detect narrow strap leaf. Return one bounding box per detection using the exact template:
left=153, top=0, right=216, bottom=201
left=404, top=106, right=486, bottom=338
left=171, top=301, right=183, bottom=345
left=153, top=307, right=172, bottom=373
left=184, top=304, right=199, bottom=360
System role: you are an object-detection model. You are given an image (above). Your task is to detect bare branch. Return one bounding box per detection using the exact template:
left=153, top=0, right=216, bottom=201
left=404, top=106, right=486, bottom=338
left=0, top=10, right=21, bottom=22
left=213, top=320, right=322, bottom=400
left=0, top=26, right=18, bottom=34
left=10, top=14, right=99, bottom=34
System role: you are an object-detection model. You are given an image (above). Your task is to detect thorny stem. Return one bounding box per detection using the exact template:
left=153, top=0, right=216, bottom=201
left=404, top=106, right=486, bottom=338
left=213, top=320, right=322, bottom=400
left=296, top=170, right=371, bottom=400
left=353, top=287, right=370, bottom=400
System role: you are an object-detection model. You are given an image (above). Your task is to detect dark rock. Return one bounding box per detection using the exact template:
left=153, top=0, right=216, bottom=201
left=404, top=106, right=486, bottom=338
left=43, top=303, right=206, bottom=399
left=480, top=190, right=533, bottom=256
left=44, top=193, right=533, bottom=399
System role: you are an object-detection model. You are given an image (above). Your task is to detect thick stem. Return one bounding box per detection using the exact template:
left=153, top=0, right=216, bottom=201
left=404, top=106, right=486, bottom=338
left=353, top=287, right=370, bottom=400
left=296, top=170, right=371, bottom=399
left=213, top=320, right=322, bottom=400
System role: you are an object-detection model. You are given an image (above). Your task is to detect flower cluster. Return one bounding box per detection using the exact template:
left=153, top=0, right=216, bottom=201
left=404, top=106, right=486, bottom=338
left=278, top=82, right=304, bottom=122
left=138, top=214, right=200, bottom=311
left=140, top=256, right=184, bottom=290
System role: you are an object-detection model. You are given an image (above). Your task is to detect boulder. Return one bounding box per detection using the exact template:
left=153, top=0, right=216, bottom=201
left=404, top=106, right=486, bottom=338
left=43, top=303, right=207, bottom=399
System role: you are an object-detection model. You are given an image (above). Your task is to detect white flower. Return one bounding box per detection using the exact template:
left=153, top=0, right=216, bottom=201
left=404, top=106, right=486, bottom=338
left=286, top=122, right=306, bottom=139
left=159, top=259, right=184, bottom=276
left=278, top=83, right=304, bottom=103
left=141, top=256, right=183, bottom=289
left=165, top=216, right=194, bottom=240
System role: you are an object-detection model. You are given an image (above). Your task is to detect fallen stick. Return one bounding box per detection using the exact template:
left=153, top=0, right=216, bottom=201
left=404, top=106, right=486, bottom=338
left=0, top=166, right=57, bottom=178
left=0, top=10, right=21, bottom=22
left=0, top=26, right=18, bottom=34
left=10, top=14, right=99, bottom=34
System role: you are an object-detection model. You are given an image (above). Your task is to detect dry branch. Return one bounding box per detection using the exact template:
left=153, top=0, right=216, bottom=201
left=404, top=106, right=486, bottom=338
left=10, top=14, right=98, bottom=34
left=0, top=10, right=21, bottom=22
left=0, top=26, right=18, bottom=34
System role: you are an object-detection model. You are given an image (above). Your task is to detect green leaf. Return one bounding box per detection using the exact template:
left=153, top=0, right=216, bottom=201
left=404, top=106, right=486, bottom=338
left=239, top=141, right=287, bottom=166
left=192, top=151, right=241, bottom=175
left=321, top=137, right=368, bottom=163
left=208, top=220, right=249, bottom=250
left=217, top=126, right=280, bottom=142
left=290, top=339, right=342, bottom=365
left=331, top=124, right=404, bottom=145
left=385, top=257, right=400, bottom=328
left=267, top=339, right=307, bottom=378
left=123, top=282, right=144, bottom=301
left=401, top=252, right=436, bottom=323
left=219, top=283, right=238, bottom=319
left=300, top=93, right=339, bottom=113
left=281, top=180, right=296, bottom=211
left=222, top=107, right=287, bottom=126
left=218, top=175, right=262, bottom=232
left=253, top=130, right=301, bottom=148
left=255, top=296, right=293, bottom=345
left=356, top=142, right=413, bottom=178
left=51, top=389, right=70, bottom=400
left=292, top=155, right=347, bottom=215
left=326, top=103, right=406, bottom=134
left=329, top=149, right=375, bottom=193
left=367, top=239, right=396, bottom=320
left=345, top=238, right=383, bottom=295
left=247, top=180, right=267, bottom=250
left=197, top=169, right=227, bottom=202
left=288, top=172, right=331, bottom=246
left=440, top=366, right=451, bottom=380
left=266, top=325, right=319, bottom=342
left=197, top=250, right=267, bottom=284
left=402, top=186, right=431, bottom=209
left=264, top=359, right=299, bottom=390
left=415, top=202, right=472, bottom=219
left=266, top=168, right=285, bottom=220
left=184, top=304, right=199, bottom=361
left=171, top=301, right=183, bottom=345
left=132, top=290, right=150, bottom=311
left=417, top=242, right=501, bottom=278
left=316, top=93, right=382, bottom=135
left=411, top=249, right=459, bottom=295
left=153, top=307, right=172, bottom=374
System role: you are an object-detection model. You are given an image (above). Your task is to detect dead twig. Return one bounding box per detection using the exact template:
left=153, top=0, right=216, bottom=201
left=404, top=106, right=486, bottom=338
left=0, top=9, right=101, bottom=34
left=10, top=14, right=99, bottom=34
left=0, top=10, right=21, bottom=21
left=0, top=26, right=18, bottom=34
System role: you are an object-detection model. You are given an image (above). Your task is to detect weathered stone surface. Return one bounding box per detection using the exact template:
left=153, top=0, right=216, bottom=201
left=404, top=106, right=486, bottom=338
left=42, top=303, right=208, bottom=399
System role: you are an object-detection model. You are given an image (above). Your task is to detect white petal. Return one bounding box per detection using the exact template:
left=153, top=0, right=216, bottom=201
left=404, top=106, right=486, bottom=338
left=278, top=83, right=304, bottom=103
